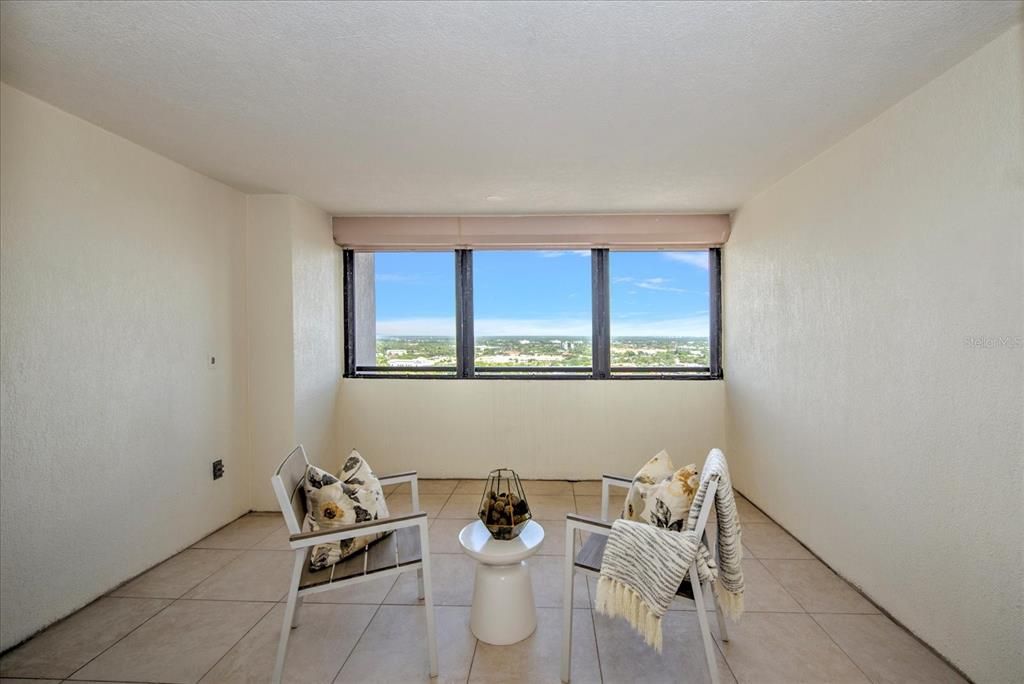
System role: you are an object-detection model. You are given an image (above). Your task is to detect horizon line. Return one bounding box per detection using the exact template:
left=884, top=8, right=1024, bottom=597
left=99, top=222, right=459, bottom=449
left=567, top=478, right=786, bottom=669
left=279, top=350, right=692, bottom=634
left=376, top=334, right=710, bottom=339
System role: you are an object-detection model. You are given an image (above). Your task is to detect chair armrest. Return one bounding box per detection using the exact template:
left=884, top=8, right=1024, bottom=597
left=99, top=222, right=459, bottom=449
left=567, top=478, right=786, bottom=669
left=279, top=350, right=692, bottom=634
left=289, top=512, right=428, bottom=550
left=565, top=513, right=614, bottom=536
left=600, top=474, right=631, bottom=521
left=377, top=471, right=422, bottom=513
left=377, top=471, right=417, bottom=486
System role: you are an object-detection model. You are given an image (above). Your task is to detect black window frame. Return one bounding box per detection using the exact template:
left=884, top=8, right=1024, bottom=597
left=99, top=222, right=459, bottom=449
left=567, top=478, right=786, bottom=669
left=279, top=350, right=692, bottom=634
left=343, top=247, right=722, bottom=380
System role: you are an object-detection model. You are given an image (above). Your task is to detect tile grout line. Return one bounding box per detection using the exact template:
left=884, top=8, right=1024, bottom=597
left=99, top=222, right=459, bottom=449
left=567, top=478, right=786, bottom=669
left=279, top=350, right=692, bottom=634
left=580, top=481, right=736, bottom=684
left=754, top=559, right=812, bottom=614
left=19, top=484, right=901, bottom=684
left=806, top=612, right=875, bottom=684
left=465, top=632, right=480, bottom=683
left=575, top=482, right=607, bottom=683
left=710, top=621, right=741, bottom=684
left=342, top=479, right=454, bottom=682
left=754, top=557, right=882, bottom=616
left=17, top=517, right=269, bottom=681
left=202, top=501, right=399, bottom=684
left=734, top=491, right=965, bottom=681
left=112, top=546, right=247, bottom=596
left=61, top=596, right=182, bottom=682
left=330, top=599, right=387, bottom=682
left=585, top=572, right=607, bottom=683
left=193, top=598, right=277, bottom=684
left=251, top=521, right=290, bottom=549
left=59, top=675, right=162, bottom=679
left=172, top=596, right=283, bottom=604
left=59, top=678, right=171, bottom=683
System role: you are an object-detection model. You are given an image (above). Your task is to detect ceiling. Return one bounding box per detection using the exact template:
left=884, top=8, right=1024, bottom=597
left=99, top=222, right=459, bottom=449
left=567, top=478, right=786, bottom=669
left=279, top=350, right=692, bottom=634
left=1, top=1, right=1020, bottom=215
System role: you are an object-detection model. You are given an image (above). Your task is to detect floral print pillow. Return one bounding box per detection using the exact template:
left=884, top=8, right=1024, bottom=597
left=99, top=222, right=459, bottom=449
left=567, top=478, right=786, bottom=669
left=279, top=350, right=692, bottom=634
left=624, top=451, right=699, bottom=532
left=303, top=450, right=390, bottom=570
left=623, top=450, right=675, bottom=521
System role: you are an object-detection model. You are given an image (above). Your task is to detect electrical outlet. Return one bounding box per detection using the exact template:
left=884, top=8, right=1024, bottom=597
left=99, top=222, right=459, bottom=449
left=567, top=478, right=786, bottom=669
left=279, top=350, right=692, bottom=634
left=212, top=459, right=224, bottom=480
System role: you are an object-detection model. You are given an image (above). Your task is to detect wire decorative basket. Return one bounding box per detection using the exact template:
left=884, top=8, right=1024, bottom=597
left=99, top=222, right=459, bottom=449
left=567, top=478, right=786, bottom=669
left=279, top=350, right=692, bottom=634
left=478, top=468, right=532, bottom=540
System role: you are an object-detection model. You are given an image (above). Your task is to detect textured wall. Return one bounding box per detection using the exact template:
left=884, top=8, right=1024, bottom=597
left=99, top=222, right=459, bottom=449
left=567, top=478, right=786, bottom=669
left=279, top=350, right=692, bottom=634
left=246, top=195, right=342, bottom=511
left=290, top=197, right=342, bottom=475
left=0, top=84, right=250, bottom=650
left=335, top=378, right=726, bottom=480
left=244, top=195, right=297, bottom=510
left=724, top=25, right=1023, bottom=683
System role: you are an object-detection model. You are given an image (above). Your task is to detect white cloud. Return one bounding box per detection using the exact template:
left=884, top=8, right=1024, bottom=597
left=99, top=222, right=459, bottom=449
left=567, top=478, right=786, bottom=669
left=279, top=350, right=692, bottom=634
left=611, top=314, right=710, bottom=337
left=635, top=279, right=690, bottom=294
left=377, top=317, right=591, bottom=336
left=376, top=317, right=455, bottom=336
left=539, top=250, right=591, bottom=258
left=663, top=252, right=709, bottom=270
left=376, top=314, right=709, bottom=337
left=616, top=275, right=703, bottom=294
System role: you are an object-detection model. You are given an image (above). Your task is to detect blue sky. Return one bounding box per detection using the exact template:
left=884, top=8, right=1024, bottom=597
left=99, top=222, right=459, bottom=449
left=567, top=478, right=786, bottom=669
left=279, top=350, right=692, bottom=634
left=373, top=250, right=709, bottom=337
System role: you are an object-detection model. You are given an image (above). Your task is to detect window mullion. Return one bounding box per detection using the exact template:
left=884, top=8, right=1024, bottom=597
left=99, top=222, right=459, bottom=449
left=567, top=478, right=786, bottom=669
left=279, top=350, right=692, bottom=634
left=709, top=247, right=722, bottom=379
left=342, top=249, right=356, bottom=377
left=456, top=249, right=475, bottom=378
left=592, top=248, right=610, bottom=379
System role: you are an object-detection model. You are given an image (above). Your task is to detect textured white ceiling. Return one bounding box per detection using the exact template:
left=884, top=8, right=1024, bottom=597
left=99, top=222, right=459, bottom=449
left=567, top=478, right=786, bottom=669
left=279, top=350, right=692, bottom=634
left=1, top=1, right=1020, bottom=214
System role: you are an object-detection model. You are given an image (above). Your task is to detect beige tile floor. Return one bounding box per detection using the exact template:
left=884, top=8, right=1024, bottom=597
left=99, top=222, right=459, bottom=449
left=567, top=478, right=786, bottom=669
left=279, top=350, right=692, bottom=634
left=0, top=481, right=966, bottom=684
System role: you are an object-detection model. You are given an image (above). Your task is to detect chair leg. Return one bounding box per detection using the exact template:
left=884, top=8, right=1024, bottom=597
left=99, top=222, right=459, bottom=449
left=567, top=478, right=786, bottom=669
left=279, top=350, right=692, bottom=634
left=273, top=551, right=307, bottom=684
left=710, top=583, right=729, bottom=642
left=706, top=529, right=728, bottom=642
left=691, top=566, right=720, bottom=684
left=418, top=525, right=438, bottom=678
left=561, top=526, right=575, bottom=682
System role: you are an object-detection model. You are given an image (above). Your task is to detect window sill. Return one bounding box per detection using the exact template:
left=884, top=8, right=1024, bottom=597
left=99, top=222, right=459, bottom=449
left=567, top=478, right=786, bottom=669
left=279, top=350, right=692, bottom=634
left=345, top=373, right=722, bottom=381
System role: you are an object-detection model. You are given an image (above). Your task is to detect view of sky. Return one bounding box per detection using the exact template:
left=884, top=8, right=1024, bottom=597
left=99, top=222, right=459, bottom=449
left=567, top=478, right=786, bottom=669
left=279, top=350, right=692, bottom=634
left=373, top=250, right=709, bottom=337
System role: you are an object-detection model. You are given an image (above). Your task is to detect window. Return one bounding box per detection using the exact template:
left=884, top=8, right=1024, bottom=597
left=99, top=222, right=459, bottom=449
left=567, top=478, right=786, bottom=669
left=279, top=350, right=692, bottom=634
left=609, top=251, right=714, bottom=376
left=345, top=251, right=457, bottom=376
left=473, top=251, right=592, bottom=376
left=344, top=247, right=721, bottom=379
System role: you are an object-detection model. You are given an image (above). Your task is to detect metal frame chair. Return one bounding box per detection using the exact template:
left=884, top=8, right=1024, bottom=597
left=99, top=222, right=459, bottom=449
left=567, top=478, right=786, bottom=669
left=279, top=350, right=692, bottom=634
left=561, top=473, right=729, bottom=683
left=270, top=445, right=437, bottom=684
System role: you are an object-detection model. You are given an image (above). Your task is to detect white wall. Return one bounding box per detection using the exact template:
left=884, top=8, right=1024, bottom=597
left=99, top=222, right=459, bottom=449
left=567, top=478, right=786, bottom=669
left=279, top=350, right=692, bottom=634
left=290, top=197, right=342, bottom=473
left=0, top=84, right=250, bottom=650
left=246, top=195, right=341, bottom=511
left=724, top=25, right=1023, bottom=683
left=244, top=195, right=297, bottom=510
left=336, top=379, right=725, bottom=479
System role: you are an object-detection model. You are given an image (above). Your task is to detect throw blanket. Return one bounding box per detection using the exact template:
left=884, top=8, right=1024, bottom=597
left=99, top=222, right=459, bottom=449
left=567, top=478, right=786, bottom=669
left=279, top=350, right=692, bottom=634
left=595, top=449, right=744, bottom=650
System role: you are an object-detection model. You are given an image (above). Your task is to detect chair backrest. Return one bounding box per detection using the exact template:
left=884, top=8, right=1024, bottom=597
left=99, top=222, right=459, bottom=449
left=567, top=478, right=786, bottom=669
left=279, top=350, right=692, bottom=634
left=691, top=478, right=718, bottom=540
left=688, top=449, right=729, bottom=556
left=272, top=445, right=310, bottom=535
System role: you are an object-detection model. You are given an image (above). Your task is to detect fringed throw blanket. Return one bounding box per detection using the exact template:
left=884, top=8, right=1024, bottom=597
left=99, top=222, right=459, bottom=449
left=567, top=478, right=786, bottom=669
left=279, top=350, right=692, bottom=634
left=595, top=449, right=744, bottom=650
left=595, top=519, right=699, bottom=651
left=689, top=449, right=745, bottom=618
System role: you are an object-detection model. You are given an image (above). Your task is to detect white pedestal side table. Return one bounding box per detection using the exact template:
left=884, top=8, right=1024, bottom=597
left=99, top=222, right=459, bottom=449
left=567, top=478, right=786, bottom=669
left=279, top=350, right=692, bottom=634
left=458, top=519, right=545, bottom=645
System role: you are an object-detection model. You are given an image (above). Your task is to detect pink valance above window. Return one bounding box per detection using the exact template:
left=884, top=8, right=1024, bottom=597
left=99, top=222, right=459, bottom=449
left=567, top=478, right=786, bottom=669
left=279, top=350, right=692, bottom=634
left=332, top=214, right=730, bottom=250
